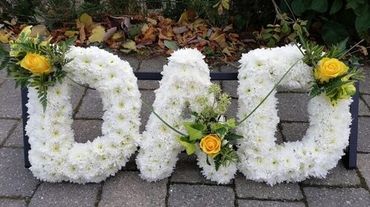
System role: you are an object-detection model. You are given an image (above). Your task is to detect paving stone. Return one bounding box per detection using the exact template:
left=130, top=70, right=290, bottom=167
left=0, top=199, right=27, bottom=207
left=360, top=95, right=370, bottom=116
left=0, top=81, right=21, bottom=118
left=0, top=70, right=6, bottom=85
left=304, top=187, right=370, bottom=207
left=222, top=81, right=238, bottom=98
left=208, top=64, right=221, bottom=71
left=360, top=68, right=370, bottom=94
left=121, top=55, right=140, bottom=71
left=72, top=120, right=102, bottom=143
left=235, top=174, right=303, bottom=200
left=177, top=152, right=197, bottom=162
left=303, top=162, right=361, bottom=186
left=219, top=62, right=240, bottom=72
left=75, top=89, right=103, bottom=119
left=138, top=80, right=159, bottom=90
left=70, top=83, right=86, bottom=112
left=226, top=98, right=238, bottom=118
left=281, top=122, right=308, bottom=142
left=358, top=154, right=370, bottom=188
left=237, top=200, right=305, bottom=207
left=4, top=121, right=23, bottom=147
left=171, top=160, right=215, bottom=184
left=0, top=119, right=17, bottom=144
left=140, top=56, right=167, bottom=72
left=277, top=93, right=309, bottom=122
left=220, top=62, right=239, bottom=98
left=29, top=183, right=99, bottom=207
left=362, top=94, right=370, bottom=106
left=99, top=171, right=167, bottom=207
left=0, top=148, right=39, bottom=197
left=140, top=90, right=155, bottom=132
left=358, top=117, right=370, bottom=152
left=168, top=184, right=234, bottom=207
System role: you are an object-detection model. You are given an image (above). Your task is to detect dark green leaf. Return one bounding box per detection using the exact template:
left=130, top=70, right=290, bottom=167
left=184, top=122, right=205, bottom=141
left=224, top=133, right=243, bottom=141
left=206, top=156, right=211, bottom=166
left=291, top=0, right=309, bottom=15
left=330, top=0, right=343, bottom=14
left=176, top=137, right=196, bottom=155
left=215, top=127, right=227, bottom=138
left=164, top=40, right=179, bottom=50
left=355, top=7, right=370, bottom=33
left=322, top=21, right=349, bottom=45
left=310, top=0, right=328, bottom=13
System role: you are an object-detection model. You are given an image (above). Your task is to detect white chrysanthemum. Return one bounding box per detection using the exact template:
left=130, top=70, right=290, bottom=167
left=237, top=45, right=352, bottom=185
left=27, top=46, right=141, bottom=183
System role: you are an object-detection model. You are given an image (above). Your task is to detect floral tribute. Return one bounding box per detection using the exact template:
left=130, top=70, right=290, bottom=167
left=0, top=27, right=362, bottom=185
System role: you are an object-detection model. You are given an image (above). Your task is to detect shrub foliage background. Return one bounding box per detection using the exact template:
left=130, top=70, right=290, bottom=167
left=1, top=0, right=369, bottom=45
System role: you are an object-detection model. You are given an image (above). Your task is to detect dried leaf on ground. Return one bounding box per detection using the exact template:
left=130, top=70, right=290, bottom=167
left=79, top=13, right=93, bottom=28
left=103, top=27, right=117, bottom=41
left=121, top=40, right=137, bottom=53
left=3, top=12, right=246, bottom=65
left=78, top=25, right=86, bottom=43
left=30, top=25, right=49, bottom=37
left=64, top=30, right=79, bottom=38
left=173, top=26, right=188, bottom=34
left=164, top=40, right=178, bottom=50
left=89, top=25, right=105, bottom=43
left=137, top=25, right=157, bottom=45
left=0, top=30, right=12, bottom=43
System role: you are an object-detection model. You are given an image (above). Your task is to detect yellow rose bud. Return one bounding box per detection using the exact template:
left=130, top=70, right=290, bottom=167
left=20, top=53, right=51, bottom=74
left=199, top=134, right=221, bottom=157
left=339, top=83, right=356, bottom=99
left=314, top=58, right=349, bottom=83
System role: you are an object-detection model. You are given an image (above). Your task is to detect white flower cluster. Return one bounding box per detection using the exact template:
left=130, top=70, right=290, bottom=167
left=236, top=45, right=352, bottom=185
left=27, top=46, right=141, bottom=183
left=25, top=45, right=353, bottom=185
left=136, top=48, right=237, bottom=184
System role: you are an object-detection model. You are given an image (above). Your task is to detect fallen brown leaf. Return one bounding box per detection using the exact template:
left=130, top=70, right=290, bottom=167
left=89, top=25, right=105, bottom=43
left=103, top=27, right=117, bottom=41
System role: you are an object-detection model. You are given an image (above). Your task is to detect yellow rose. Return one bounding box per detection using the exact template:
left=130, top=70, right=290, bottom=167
left=20, top=53, right=51, bottom=74
left=200, top=134, right=221, bottom=157
left=314, top=58, right=348, bottom=83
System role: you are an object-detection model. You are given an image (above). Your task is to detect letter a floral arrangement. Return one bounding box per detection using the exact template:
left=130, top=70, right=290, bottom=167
left=0, top=25, right=363, bottom=185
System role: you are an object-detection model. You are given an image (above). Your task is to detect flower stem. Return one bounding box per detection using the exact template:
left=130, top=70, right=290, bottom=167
left=237, top=59, right=301, bottom=126
left=141, top=101, right=187, bottom=137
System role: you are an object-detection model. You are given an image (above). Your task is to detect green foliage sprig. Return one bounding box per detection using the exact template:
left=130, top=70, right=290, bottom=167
left=176, top=84, right=241, bottom=170
left=0, top=26, right=75, bottom=110
left=255, top=12, right=309, bottom=47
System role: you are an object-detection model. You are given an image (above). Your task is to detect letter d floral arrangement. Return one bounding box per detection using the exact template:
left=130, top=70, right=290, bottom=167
left=0, top=26, right=74, bottom=109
